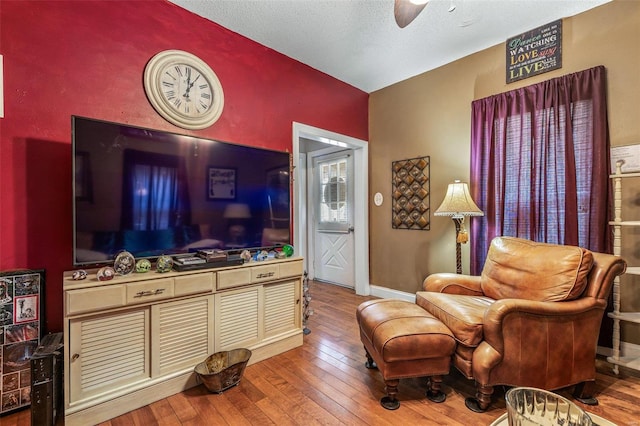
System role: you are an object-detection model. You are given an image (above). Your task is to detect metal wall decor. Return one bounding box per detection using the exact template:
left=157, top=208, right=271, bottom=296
left=392, top=156, right=430, bottom=230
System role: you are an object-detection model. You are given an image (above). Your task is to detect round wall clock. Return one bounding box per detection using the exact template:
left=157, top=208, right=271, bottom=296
left=144, top=50, right=224, bottom=130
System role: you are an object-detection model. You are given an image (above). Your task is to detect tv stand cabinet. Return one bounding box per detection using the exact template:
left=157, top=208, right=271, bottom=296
left=63, top=257, right=304, bottom=426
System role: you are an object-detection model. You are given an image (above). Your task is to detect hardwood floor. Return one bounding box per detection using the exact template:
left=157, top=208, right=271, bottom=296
left=5, top=281, right=640, bottom=425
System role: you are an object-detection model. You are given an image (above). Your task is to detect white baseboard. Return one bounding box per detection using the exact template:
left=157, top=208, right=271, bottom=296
left=622, top=341, right=640, bottom=358
left=599, top=341, right=640, bottom=358
left=369, top=285, right=415, bottom=302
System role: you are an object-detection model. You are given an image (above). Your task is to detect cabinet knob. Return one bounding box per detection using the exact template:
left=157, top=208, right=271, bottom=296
left=72, top=353, right=80, bottom=361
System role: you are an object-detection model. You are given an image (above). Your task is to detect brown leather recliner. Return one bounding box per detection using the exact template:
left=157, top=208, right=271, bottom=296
left=416, top=236, right=626, bottom=412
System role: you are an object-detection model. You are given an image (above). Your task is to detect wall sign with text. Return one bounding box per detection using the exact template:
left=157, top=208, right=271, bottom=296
left=506, top=19, right=562, bottom=83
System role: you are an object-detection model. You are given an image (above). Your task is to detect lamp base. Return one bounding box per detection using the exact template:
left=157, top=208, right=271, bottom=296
left=453, top=217, right=463, bottom=274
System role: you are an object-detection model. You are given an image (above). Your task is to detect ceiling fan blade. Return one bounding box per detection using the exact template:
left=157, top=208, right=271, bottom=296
left=394, top=0, right=428, bottom=28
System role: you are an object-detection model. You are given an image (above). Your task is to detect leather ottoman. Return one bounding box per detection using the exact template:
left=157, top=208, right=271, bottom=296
left=356, top=299, right=456, bottom=410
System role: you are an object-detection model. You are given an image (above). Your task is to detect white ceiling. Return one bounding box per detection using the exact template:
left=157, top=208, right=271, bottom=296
left=168, top=0, right=611, bottom=93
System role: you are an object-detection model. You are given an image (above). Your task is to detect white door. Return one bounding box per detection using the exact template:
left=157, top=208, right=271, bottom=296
left=312, top=152, right=355, bottom=288
left=293, top=122, right=369, bottom=297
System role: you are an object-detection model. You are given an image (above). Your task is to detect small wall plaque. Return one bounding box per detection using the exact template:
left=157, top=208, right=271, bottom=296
left=611, top=144, right=640, bottom=173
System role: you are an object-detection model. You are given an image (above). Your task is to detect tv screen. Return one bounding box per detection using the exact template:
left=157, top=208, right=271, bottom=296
left=72, top=116, right=291, bottom=266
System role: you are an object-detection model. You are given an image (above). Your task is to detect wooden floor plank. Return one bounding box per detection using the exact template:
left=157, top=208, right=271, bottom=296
left=279, top=350, right=389, bottom=425
left=10, top=281, right=640, bottom=425
left=164, top=390, right=201, bottom=424
left=179, top=387, right=230, bottom=426
left=260, top=356, right=346, bottom=425
left=147, top=398, right=183, bottom=426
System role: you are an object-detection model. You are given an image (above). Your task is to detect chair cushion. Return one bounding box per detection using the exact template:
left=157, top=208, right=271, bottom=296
left=480, top=237, right=594, bottom=302
left=415, top=291, right=495, bottom=347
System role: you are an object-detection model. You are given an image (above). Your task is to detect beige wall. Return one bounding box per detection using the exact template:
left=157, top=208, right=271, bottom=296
left=369, top=0, right=640, bottom=298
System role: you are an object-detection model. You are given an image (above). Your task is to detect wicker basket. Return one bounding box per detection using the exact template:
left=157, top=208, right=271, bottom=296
left=194, top=348, right=252, bottom=393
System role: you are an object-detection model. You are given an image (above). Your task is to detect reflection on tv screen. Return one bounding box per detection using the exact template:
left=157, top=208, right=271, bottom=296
left=72, top=116, right=291, bottom=266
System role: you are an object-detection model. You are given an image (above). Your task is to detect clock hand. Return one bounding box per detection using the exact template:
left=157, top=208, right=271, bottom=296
left=183, top=75, right=201, bottom=98
left=183, top=68, right=192, bottom=99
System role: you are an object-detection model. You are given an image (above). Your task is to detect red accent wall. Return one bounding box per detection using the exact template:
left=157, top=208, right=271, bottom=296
left=0, top=1, right=368, bottom=332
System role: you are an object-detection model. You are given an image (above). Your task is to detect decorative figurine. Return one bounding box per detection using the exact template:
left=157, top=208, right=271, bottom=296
left=240, top=250, right=252, bottom=262
left=114, top=250, right=135, bottom=275
left=97, top=266, right=116, bottom=281
left=282, top=244, right=294, bottom=257
left=156, top=255, right=173, bottom=273
left=255, top=250, right=269, bottom=261
left=135, top=259, right=152, bottom=273
left=71, top=270, right=88, bottom=281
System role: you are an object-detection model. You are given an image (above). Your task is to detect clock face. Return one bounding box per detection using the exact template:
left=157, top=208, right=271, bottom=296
left=159, top=63, right=214, bottom=118
left=144, top=50, right=224, bottom=130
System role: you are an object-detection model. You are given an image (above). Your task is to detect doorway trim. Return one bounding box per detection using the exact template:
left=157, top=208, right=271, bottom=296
left=292, top=122, right=370, bottom=296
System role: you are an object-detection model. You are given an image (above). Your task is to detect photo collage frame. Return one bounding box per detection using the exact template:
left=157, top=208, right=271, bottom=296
left=0, top=269, right=44, bottom=415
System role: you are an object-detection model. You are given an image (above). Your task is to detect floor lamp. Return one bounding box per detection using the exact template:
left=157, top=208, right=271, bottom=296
left=434, top=180, right=484, bottom=274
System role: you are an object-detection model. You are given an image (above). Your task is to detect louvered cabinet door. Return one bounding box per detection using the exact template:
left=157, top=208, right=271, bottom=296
left=151, top=295, right=214, bottom=376
left=263, top=279, right=301, bottom=338
left=68, top=308, right=150, bottom=404
left=215, top=287, right=261, bottom=351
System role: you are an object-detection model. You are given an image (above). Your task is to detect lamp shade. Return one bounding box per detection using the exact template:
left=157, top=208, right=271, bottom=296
left=434, top=180, right=484, bottom=217
left=223, top=203, right=251, bottom=219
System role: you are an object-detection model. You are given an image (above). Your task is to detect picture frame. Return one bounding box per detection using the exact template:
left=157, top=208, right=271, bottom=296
left=13, top=295, right=38, bottom=324
left=610, top=144, right=640, bottom=173
left=0, top=54, right=4, bottom=118
left=0, top=269, right=45, bottom=415
left=208, top=167, right=236, bottom=200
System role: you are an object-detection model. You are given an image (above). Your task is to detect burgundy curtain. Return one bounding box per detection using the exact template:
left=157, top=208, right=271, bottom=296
left=470, top=66, right=611, bottom=274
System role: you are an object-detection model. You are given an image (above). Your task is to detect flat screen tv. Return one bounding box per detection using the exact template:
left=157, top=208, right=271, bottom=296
left=72, top=116, right=291, bottom=266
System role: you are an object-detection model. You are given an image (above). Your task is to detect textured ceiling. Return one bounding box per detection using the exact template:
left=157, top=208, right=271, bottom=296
left=168, top=0, right=611, bottom=93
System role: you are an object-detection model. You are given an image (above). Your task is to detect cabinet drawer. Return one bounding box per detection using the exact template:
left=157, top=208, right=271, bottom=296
left=174, top=273, right=214, bottom=297
left=251, top=264, right=279, bottom=283
left=217, top=268, right=252, bottom=290
left=66, top=285, right=126, bottom=316
left=279, top=260, right=303, bottom=279
left=126, top=279, right=175, bottom=304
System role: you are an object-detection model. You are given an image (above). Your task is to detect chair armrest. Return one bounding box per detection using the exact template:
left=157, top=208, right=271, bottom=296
left=422, top=273, right=483, bottom=295
left=481, top=297, right=607, bottom=357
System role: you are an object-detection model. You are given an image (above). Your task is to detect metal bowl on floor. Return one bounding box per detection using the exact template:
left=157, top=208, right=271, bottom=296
left=506, top=387, right=593, bottom=425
